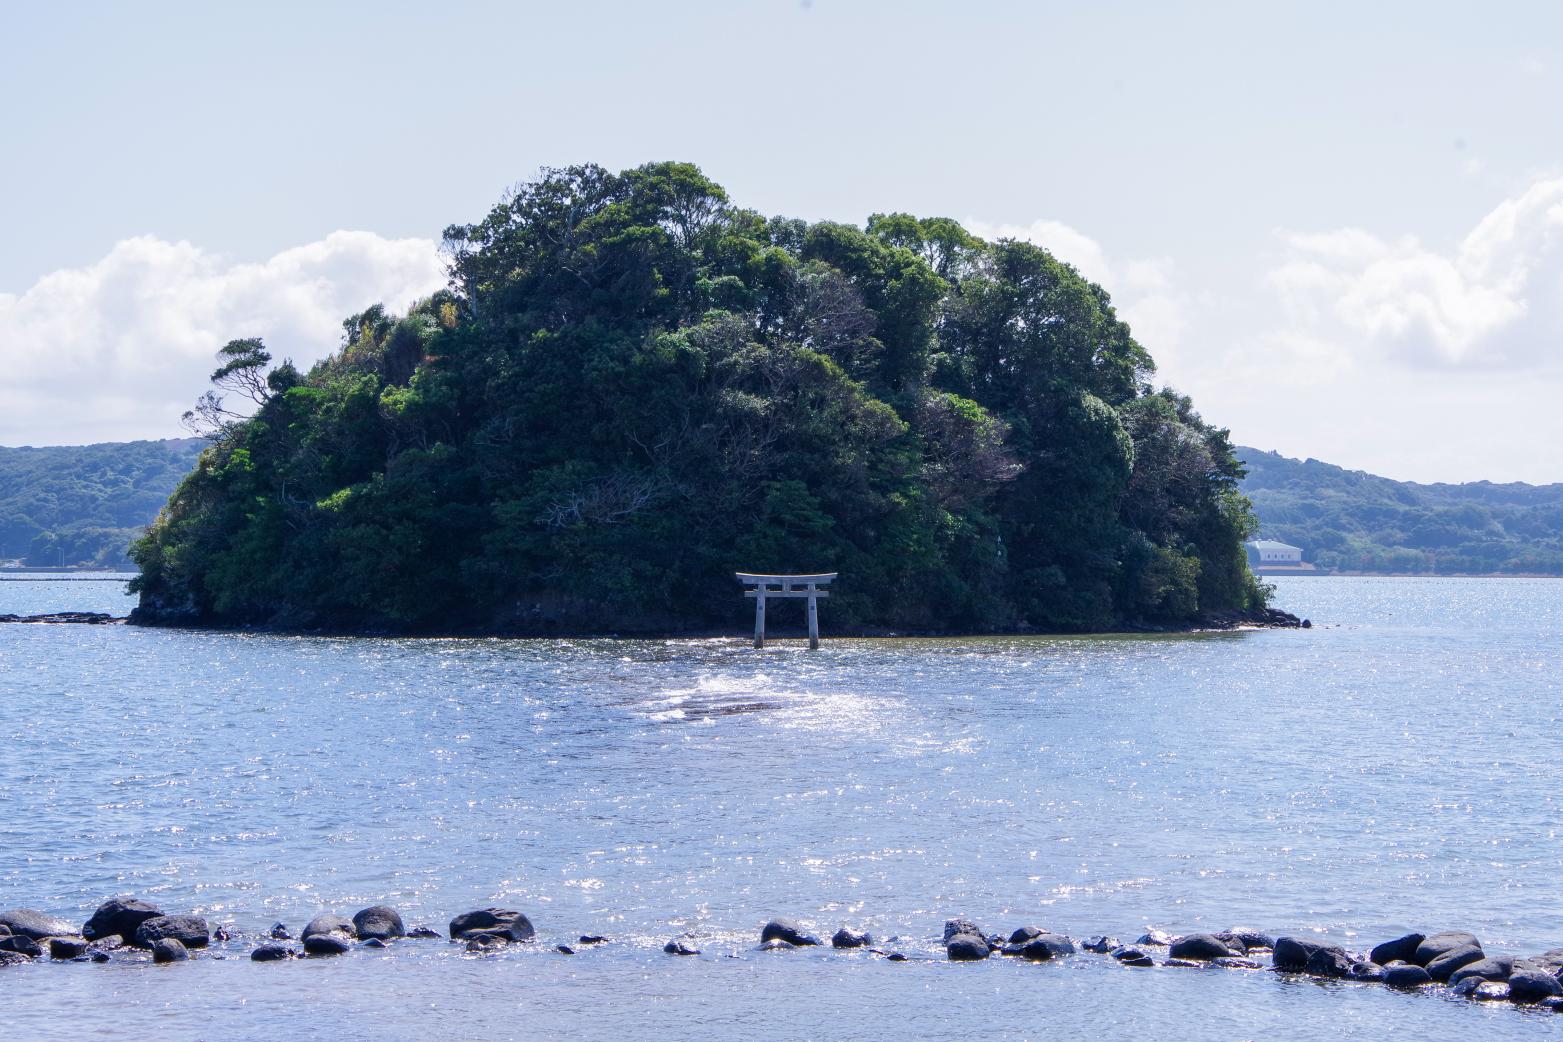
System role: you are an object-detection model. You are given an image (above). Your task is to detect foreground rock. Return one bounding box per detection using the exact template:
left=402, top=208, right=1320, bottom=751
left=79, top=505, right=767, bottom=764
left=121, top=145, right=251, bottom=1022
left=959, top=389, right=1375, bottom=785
left=1426, top=943, right=1485, bottom=982
left=304, top=933, right=352, bottom=956
left=0, top=612, right=118, bottom=624
left=760, top=918, right=821, bottom=946
left=1415, top=931, right=1480, bottom=966
left=1448, top=955, right=1515, bottom=986
left=301, top=913, right=356, bottom=942
left=250, top=944, right=294, bottom=962
left=663, top=938, right=700, bottom=956
left=449, top=908, right=534, bottom=942
left=1383, top=963, right=1432, bottom=988
left=134, top=915, right=210, bottom=950
left=943, top=919, right=990, bottom=961
left=0, top=908, right=76, bottom=940
left=83, top=897, right=164, bottom=942
left=0, top=935, right=43, bottom=958
left=1369, top=932, right=1424, bottom=966
left=151, top=938, right=189, bottom=963
left=1272, top=936, right=1350, bottom=977
left=832, top=928, right=871, bottom=949
left=49, top=937, right=88, bottom=960
left=1508, top=969, right=1562, bottom=1003
left=1001, top=928, right=1076, bottom=961
left=1169, top=934, right=1240, bottom=961
left=352, top=905, right=406, bottom=941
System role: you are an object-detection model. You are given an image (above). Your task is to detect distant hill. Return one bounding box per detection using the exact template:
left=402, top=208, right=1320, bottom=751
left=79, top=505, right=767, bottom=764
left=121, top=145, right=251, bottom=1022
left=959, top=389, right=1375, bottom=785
left=1237, top=447, right=1563, bottom=574
left=0, top=439, right=205, bottom=568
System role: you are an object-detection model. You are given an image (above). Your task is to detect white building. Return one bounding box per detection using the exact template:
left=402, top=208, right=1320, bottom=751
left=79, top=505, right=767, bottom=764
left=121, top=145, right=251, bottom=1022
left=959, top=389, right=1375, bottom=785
left=1246, top=539, right=1303, bottom=565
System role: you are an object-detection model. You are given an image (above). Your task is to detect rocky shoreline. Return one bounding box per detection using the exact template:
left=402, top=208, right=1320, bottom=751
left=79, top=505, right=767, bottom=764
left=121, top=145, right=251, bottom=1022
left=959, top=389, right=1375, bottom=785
left=4, top=899, right=1559, bottom=1013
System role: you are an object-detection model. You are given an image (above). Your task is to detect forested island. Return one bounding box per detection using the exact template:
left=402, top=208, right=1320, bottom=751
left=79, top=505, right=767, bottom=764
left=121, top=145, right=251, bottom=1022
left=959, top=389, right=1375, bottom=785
left=1239, top=448, right=1563, bottom=575
left=128, top=163, right=1268, bottom=634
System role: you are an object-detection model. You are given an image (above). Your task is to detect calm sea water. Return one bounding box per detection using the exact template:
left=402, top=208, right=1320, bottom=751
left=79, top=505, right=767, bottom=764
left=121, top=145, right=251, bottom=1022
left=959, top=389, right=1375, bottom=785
left=2, top=574, right=1561, bottom=1039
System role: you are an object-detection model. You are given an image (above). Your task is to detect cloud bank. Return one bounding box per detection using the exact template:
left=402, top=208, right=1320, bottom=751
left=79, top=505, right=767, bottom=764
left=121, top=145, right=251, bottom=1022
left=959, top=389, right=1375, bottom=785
left=0, top=232, right=445, bottom=445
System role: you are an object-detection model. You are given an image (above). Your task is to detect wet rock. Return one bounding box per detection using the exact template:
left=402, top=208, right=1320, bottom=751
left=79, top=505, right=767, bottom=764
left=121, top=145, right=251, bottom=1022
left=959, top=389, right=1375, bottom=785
left=1212, top=957, right=1263, bottom=970
left=90, top=935, right=123, bottom=952
left=82, top=898, right=163, bottom=942
left=832, top=928, right=872, bottom=949
left=578, top=935, right=609, bottom=945
left=1111, top=945, right=1156, bottom=967
left=757, top=939, right=797, bottom=952
left=1348, top=961, right=1386, bottom=982
left=303, top=933, right=352, bottom=956
left=0, top=908, right=76, bottom=941
left=943, top=919, right=986, bottom=945
left=663, top=938, right=700, bottom=956
left=407, top=927, right=441, bottom=939
left=465, top=934, right=507, bottom=953
left=555, top=945, right=574, bottom=955
left=1169, top=934, right=1239, bottom=961
left=1163, top=958, right=1203, bottom=968
left=1304, top=946, right=1353, bottom=979
left=1272, top=937, right=1332, bottom=972
left=212, top=925, right=233, bottom=943
left=1508, top=968, right=1561, bottom=1003
left=134, top=915, right=209, bottom=950
left=1474, top=981, right=1511, bottom=1001
left=269, top=923, right=292, bottom=940
left=1384, top=963, right=1432, bottom=988
left=1007, top=925, right=1044, bottom=945
left=90, top=951, right=111, bottom=964
left=0, top=950, right=30, bottom=967
left=1414, top=931, right=1480, bottom=967
left=0, top=935, right=43, bottom=958
left=886, top=952, right=908, bottom=962
left=352, top=905, right=405, bottom=941
left=1369, top=932, right=1425, bottom=966
left=151, top=938, right=189, bottom=963
left=1538, top=995, right=1563, bottom=1012
left=1221, top=929, right=1274, bottom=951
left=1448, top=955, right=1515, bottom=986
left=760, top=918, right=820, bottom=946
left=49, top=937, right=88, bottom=960
left=946, top=933, right=990, bottom=961
left=0, top=924, right=8, bottom=936
left=1426, top=942, right=1485, bottom=982
left=450, top=909, right=534, bottom=942
left=1136, top=929, right=1175, bottom=947
left=1450, top=976, right=1483, bottom=998
left=362, top=938, right=388, bottom=949
left=250, top=944, right=294, bottom=962
left=1082, top=936, right=1119, bottom=954
left=1008, top=933, right=1076, bottom=961
left=301, top=914, right=356, bottom=943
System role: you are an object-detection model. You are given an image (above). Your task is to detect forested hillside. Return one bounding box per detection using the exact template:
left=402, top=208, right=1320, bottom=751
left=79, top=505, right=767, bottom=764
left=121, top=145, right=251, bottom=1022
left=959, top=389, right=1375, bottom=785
left=0, top=439, right=204, bottom=568
left=1238, top=447, right=1563, bottom=574
left=130, top=162, right=1267, bottom=634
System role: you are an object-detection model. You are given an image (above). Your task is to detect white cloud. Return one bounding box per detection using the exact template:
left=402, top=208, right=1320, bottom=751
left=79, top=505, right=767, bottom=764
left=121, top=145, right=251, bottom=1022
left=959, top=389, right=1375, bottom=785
left=0, top=232, right=445, bottom=445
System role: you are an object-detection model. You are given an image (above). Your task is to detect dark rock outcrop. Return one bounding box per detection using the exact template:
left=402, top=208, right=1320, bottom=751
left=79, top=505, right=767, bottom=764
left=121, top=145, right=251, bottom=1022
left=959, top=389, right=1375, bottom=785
left=269, top=923, right=291, bottom=940
left=1082, top=936, right=1119, bottom=954
left=407, top=927, right=441, bottom=939
left=0, top=908, right=76, bottom=941
left=760, top=918, right=821, bottom=946
left=1448, top=955, right=1515, bottom=986
left=1348, top=961, right=1385, bottom=982
left=1221, top=929, right=1274, bottom=950
left=1426, top=943, right=1485, bottom=982
left=449, top=908, right=534, bottom=942
left=1003, top=932, right=1076, bottom=960
left=1136, top=929, right=1175, bottom=946
left=663, top=938, right=700, bottom=956
left=1509, top=969, right=1562, bottom=1003
left=1415, top=931, right=1480, bottom=967
left=301, top=913, right=356, bottom=942
left=1304, top=946, right=1353, bottom=979
left=946, top=933, right=990, bottom=961
left=82, top=897, right=163, bottom=942
left=49, top=937, right=88, bottom=960
left=250, top=944, right=294, bottom=962
left=1272, top=936, right=1330, bottom=972
left=0, top=935, right=43, bottom=958
left=1169, top=934, right=1239, bottom=961
left=832, top=928, right=872, bottom=949
left=134, top=915, right=209, bottom=950
left=303, top=933, right=352, bottom=956
left=943, top=919, right=985, bottom=945
left=151, top=937, right=189, bottom=963
left=1212, top=956, right=1263, bottom=970
left=352, top=905, right=405, bottom=941
left=1383, top=962, right=1432, bottom=988
left=1111, top=945, right=1156, bottom=967
left=578, top=935, right=609, bottom=945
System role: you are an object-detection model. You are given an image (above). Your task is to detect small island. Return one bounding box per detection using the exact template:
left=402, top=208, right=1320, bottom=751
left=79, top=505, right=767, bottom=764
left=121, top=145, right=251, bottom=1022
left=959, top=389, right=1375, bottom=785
left=130, top=163, right=1271, bottom=636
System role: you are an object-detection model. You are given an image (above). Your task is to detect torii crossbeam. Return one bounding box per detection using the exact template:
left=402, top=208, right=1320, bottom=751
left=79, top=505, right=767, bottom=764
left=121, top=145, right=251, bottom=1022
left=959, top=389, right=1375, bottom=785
left=735, top=572, right=836, bottom=649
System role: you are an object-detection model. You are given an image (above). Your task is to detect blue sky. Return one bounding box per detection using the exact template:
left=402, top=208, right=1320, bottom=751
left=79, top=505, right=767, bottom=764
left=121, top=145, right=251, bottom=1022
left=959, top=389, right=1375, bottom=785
left=4, top=0, right=1563, bottom=482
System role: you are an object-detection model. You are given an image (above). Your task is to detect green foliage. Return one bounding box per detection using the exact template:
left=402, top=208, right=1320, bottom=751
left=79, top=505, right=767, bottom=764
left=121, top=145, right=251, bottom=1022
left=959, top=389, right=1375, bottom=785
left=130, top=162, right=1264, bottom=632
left=1239, top=448, right=1563, bottom=574
left=0, top=439, right=204, bottom=568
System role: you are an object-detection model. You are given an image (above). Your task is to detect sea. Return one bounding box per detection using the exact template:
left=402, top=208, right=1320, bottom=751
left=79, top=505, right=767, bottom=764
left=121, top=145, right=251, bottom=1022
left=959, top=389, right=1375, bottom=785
left=1, top=574, right=1560, bottom=1039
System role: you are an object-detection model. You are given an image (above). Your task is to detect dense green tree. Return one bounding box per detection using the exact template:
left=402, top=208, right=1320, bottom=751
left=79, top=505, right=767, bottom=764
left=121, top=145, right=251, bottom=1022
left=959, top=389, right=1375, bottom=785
left=130, top=162, right=1268, bottom=632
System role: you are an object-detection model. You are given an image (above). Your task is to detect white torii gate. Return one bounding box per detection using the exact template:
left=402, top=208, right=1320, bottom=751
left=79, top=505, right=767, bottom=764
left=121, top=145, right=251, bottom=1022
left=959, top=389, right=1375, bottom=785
left=735, top=572, right=836, bottom=649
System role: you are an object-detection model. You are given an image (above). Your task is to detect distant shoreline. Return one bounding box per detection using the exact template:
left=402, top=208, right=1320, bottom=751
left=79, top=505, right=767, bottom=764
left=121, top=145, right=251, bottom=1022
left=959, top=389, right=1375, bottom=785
left=1264, top=571, right=1563, bottom=579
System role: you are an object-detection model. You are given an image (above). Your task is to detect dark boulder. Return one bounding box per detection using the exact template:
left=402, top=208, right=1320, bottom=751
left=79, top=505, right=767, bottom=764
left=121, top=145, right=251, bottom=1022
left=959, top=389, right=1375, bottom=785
left=1136, top=929, right=1175, bottom=947
left=303, top=933, right=352, bottom=956
left=1449, top=955, right=1515, bottom=986
left=212, top=925, right=233, bottom=942
left=942, top=919, right=985, bottom=945
left=663, top=938, right=700, bottom=956
left=134, top=915, right=209, bottom=950
left=1508, top=968, right=1561, bottom=1003
left=555, top=944, right=574, bottom=955
left=1272, top=936, right=1331, bottom=972
left=1007, top=933, right=1076, bottom=960
left=465, top=934, right=507, bottom=953
left=1369, top=932, right=1425, bottom=966
left=151, top=938, right=189, bottom=963
left=1384, top=962, right=1431, bottom=987
left=757, top=939, right=797, bottom=952
left=1111, top=945, right=1155, bottom=967
left=90, top=935, right=123, bottom=952
left=832, top=928, right=872, bottom=949
left=0, top=908, right=76, bottom=941
left=269, top=923, right=292, bottom=940
left=449, top=908, right=533, bottom=942
left=1163, top=958, right=1203, bottom=967
left=1414, top=931, right=1480, bottom=967
left=1212, top=957, right=1263, bottom=970
left=1348, top=961, right=1386, bottom=982
left=0, top=950, right=30, bottom=967
left=362, top=938, right=388, bottom=949
left=578, top=935, right=609, bottom=945
left=250, top=944, right=294, bottom=962
left=946, top=933, right=990, bottom=961
left=1538, top=995, right=1563, bottom=1012
left=1474, top=981, right=1511, bottom=1001
left=49, top=937, right=88, bottom=960
left=1169, top=934, right=1239, bottom=961
left=352, top=905, right=405, bottom=941
left=0, top=935, right=43, bottom=958
left=760, top=918, right=821, bottom=946
left=1221, top=930, right=1273, bottom=950
left=885, top=952, right=908, bottom=962
left=301, top=913, right=356, bottom=942
left=1082, top=936, right=1119, bottom=954
left=1426, top=943, right=1485, bottom=982
left=1007, top=925, right=1044, bottom=945
left=90, top=950, right=110, bottom=963
left=82, top=898, right=163, bottom=942
left=407, top=927, right=441, bottom=939
left=1304, top=946, right=1353, bottom=979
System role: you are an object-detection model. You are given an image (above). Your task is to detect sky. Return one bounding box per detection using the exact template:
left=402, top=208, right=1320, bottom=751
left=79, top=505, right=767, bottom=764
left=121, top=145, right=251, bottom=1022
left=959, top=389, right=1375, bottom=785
left=3, top=0, right=1563, bottom=483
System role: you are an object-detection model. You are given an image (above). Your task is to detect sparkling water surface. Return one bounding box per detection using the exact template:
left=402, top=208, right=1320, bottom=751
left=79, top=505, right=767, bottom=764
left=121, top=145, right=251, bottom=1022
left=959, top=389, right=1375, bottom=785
left=2, top=576, right=1561, bottom=1039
